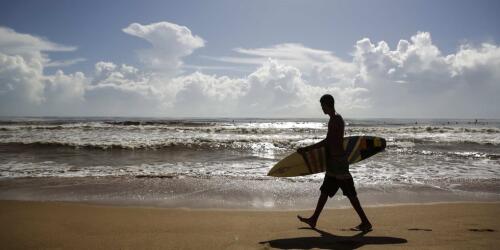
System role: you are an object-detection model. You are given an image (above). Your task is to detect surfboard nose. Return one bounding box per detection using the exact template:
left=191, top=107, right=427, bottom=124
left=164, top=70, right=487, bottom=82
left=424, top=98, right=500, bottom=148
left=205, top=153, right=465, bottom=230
left=381, top=138, right=387, bottom=150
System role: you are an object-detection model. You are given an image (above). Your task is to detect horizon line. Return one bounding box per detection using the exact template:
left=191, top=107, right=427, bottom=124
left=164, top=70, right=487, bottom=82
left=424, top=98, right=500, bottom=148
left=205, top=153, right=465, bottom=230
left=0, top=115, right=498, bottom=121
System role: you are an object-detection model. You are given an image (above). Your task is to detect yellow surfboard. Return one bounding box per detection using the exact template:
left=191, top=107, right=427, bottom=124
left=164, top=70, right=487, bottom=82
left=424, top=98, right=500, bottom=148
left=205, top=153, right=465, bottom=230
left=267, top=136, right=386, bottom=177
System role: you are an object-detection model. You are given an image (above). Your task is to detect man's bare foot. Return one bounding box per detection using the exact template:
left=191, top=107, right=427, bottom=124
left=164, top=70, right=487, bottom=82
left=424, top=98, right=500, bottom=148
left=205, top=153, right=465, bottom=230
left=297, top=215, right=317, bottom=228
left=351, top=222, right=372, bottom=232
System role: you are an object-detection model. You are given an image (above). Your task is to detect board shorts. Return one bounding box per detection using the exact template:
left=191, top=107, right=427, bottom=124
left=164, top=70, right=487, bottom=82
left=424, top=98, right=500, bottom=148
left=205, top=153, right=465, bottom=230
left=320, top=175, right=357, bottom=198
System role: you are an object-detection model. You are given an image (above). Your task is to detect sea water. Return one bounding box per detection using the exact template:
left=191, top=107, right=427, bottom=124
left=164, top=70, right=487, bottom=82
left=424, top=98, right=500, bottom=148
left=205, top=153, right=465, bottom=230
left=0, top=117, right=498, bottom=208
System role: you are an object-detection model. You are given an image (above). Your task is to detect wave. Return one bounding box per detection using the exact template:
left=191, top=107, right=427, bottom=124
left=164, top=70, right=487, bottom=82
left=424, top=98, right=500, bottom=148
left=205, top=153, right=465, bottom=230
left=386, top=137, right=500, bottom=148
left=1, top=123, right=499, bottom=137
left=2, top=138, right=498, bottom=162
left=390, top=147, right=500, bottom=160
left=103, top=120, right=217, bottom=126
left=1, top=119, right=498, bottom=156
left=0, top=139, right=293, bottom=152
left=349, top=126, right=500, bottom=134
left=0, top=124, right=326, bottom=135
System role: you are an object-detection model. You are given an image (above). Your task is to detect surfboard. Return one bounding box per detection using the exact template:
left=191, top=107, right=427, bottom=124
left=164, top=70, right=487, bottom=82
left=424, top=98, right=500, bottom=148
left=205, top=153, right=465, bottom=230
left=267, top=136, right=386, bottom=177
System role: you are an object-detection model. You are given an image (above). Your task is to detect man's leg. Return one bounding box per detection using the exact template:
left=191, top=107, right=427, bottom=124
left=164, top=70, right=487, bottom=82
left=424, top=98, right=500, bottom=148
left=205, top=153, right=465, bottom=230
left=297, top=191, right=328, bottom=228
left=347, top=195, right=372, bottom=231
left=340, top=177, right=372, bottom=231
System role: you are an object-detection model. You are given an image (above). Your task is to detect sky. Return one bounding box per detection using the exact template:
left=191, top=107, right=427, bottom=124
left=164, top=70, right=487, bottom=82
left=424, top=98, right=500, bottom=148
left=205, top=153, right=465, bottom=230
left=1, top=0, right=499, bottom=118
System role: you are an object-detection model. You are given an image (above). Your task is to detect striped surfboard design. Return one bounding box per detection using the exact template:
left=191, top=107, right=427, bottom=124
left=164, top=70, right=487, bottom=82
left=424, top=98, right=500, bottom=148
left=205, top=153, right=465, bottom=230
left=268, top=136, right=386, bottom=177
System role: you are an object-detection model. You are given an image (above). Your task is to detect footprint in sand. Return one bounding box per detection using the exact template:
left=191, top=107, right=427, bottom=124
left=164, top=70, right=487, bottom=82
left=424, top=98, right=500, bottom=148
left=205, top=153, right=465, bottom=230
left=468, top=228, right=495, bottom=232
left=408, top=228, right=432, bottom=231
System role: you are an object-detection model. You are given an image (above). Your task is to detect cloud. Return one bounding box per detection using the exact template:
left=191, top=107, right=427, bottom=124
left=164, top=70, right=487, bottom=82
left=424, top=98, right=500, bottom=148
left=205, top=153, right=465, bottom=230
left=0, top=27, right=76, bottom=55
left=171, top=72, right=247, bottom=116
left=217, top=43, right=336, bottom=66
left=80, top=61, right=166, bottom=116
left=206, top=43, right=357, bottom=81
left=0, top=27, right=86, bottom=115
left=0, top=24, right=499, bottom=118
left=351, top=32, right=500, bottom=117
left=45, top=58, right=86, bottom=67
left=0, top=52, right=89, bottom=115
left=0, top=26, right=77, bottom=69
left=122, top=22, right=205, bottom=75
left=169, top=59, right=367, bottom=117
left=180, top=32, right=500, bottom=118
left=241, top=59, right=319, bottom=116
left=0, top=52, right=45, bottom=104
left=45, top=70, right=86, bottom=102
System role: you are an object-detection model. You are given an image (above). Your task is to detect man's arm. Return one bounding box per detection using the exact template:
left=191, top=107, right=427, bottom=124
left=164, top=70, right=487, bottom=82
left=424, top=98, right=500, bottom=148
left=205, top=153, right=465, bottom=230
left=297, top=119, right=332, bottom=154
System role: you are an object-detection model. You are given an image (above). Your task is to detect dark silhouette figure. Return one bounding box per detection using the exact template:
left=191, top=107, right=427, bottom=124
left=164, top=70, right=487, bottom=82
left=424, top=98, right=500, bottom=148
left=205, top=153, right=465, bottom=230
left=260, top=227, right=407, bottom=249
left=296, top=94, right=372, bottom=231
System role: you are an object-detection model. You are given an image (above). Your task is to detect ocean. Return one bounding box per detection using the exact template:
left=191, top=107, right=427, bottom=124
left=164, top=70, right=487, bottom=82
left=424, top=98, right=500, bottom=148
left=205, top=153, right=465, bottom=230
left=0, top=117, right=499, bottom=209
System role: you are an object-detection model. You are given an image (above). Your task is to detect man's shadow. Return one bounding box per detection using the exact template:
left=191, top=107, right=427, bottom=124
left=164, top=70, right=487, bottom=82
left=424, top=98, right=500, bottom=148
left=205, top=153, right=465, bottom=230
left=260, top=227, right=407, bottom=250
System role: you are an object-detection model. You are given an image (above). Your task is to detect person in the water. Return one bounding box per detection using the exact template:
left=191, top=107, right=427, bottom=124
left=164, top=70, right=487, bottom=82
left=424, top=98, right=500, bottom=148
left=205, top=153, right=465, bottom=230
left=297, top=94, right=372, bottom=231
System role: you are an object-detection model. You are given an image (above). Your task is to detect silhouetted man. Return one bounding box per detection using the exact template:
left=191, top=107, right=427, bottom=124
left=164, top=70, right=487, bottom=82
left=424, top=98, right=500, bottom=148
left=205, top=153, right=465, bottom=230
left=297, top=94, right=372, bottom=231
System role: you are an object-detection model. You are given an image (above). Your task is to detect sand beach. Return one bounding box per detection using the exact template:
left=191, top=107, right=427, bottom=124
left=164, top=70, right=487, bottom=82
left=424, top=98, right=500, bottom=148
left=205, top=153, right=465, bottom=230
left=1, top=200, right=498, bottom=249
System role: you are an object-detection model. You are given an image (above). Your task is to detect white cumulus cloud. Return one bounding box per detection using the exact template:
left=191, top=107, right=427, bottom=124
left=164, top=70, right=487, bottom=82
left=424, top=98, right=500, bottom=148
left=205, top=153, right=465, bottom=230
left=122, top=22, right=205, bottom=76
left=351, top=32, right=500, bottom=117
left=0, top=52, right=45, bottom=104
left=0, top=27, right=86, bottom=115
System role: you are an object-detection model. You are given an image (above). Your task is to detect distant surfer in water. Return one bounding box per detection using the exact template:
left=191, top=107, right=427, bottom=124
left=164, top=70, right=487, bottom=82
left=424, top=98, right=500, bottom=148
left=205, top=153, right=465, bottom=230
left=297, top=94, right=372, bottom=231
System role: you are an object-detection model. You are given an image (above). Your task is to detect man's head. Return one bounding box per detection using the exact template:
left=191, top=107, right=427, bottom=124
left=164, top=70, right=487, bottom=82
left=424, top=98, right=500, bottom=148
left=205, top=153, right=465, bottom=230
left=320, top=94, right=335, bottom=115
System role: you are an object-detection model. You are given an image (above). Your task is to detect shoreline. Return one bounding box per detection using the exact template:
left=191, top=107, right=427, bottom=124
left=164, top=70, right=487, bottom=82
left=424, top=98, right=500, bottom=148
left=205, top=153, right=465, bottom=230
left=1, top=199, right=500, bottom=212
left=1, top=200, right=498, bottom=249
left=1, top=176, right=499, bottom=210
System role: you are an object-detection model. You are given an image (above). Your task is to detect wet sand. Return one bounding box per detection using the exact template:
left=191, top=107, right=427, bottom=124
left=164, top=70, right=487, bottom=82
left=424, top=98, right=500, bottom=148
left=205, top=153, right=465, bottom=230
left=2, top=176, right=499, bottom=210
left=0, top=201, right=498, bottom=249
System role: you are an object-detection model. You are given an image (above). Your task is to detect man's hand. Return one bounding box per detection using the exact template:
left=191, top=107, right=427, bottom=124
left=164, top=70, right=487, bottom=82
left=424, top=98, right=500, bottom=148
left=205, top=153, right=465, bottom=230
left=297, top=147, right=307, bottom=154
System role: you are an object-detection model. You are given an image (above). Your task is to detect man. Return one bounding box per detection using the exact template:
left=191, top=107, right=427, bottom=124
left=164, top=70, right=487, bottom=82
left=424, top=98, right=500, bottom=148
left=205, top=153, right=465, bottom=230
left=297, top=94, right=372, bottom=231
